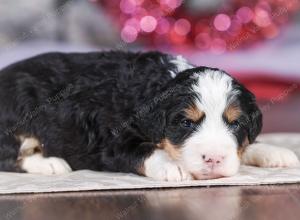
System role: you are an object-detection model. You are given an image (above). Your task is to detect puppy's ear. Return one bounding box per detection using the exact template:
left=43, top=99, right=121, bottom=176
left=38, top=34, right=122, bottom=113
left=149, top=109, right=166, bottom=142
left=247, top=103, right=263, bottom=143
left=233, top=79, right=263, bottom=144
left=135, top=107, right=166, bottom=143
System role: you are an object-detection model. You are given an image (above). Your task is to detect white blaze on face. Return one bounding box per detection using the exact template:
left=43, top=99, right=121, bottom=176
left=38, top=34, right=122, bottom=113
left=181, top=69, right=240, bottom=179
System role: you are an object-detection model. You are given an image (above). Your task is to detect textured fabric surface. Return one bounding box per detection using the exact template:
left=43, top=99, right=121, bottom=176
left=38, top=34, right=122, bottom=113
left=0, top=133, right=299, bottom=194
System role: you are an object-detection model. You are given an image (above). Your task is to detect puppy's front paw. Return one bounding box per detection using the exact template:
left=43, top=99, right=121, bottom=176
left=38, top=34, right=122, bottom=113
left=144, top=149, right=192, bottom=181
left=152, top=162, right=192, bottom=181
left=242, top=143, right=300, bottom=168
left=21, top=154, right=72, bottom=175
left=44, top=157, right=72, bottom=174
left=259, top=149, right=300, bottom=168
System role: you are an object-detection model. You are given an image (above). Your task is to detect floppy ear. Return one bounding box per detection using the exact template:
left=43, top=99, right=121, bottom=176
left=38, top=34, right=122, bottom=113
left=148, top=109, right=166, bottom=142
left=134, top=73, right=194, bottom=143
left=246, top=100, right=263, bottom=144
left=135, top=106, right=166, bottom=143
left=232, top=79, right=263, bottom=144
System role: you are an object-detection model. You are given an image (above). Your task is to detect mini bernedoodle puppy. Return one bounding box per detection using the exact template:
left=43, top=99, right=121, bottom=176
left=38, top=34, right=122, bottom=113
left=0, top=51, right=299, bottom=181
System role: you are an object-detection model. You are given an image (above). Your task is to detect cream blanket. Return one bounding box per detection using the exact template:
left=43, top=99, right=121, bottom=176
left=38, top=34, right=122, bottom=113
left=0, top=133, right=299, bottom=194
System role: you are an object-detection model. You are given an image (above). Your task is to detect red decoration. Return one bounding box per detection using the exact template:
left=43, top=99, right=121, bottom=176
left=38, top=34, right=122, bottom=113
left=99, top=0, right=299, bottom=52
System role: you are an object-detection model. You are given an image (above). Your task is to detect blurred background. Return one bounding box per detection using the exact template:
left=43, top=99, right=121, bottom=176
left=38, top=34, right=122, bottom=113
left=0, top=0, right=300, bottom=132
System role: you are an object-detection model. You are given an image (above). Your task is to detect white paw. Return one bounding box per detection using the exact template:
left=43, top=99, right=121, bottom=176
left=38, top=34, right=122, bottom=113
left=144, top=149, right=192, bottom=181
left=151, top=162, right=192, bottom=181
left=258, top=149, right=300, bottom=168
left=43, top=157, right=72, bottom=174
left=21, top=154, right=72, bottom=175
left=242, top=143, right=300, bottom=168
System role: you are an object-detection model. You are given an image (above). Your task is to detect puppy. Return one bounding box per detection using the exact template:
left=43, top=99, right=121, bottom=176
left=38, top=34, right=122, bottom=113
left=0, top=51, right=298, bottom=181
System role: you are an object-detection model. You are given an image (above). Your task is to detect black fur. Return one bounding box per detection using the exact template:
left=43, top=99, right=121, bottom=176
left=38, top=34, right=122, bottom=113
left=231, top=79, right=263, bottom=145
left=0, top=51, right=262, bottom=174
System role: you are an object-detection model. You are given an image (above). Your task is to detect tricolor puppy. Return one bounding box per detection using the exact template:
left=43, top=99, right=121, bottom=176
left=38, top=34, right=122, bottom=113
left=0, top=51, right=299, bottom=181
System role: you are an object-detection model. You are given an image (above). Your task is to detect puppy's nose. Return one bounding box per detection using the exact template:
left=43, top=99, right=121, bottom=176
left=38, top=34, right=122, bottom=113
left=202, top=155, right=225, bottom=166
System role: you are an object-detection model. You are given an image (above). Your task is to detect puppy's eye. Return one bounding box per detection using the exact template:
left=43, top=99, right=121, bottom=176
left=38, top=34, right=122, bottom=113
left=181, top=119, right=194, bottom=128
left=229, top=120, right=240, bottom=129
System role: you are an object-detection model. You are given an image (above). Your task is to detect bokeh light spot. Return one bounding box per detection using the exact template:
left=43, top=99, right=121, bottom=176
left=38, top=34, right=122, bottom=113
left=214, top=14, right=231, bottom=31
left=156, top=18, right=171, bottom=34
left=140, top=16, right=157, bottom=32
left=120, top=0, right=137, bottom=14
left=236, top=7, right=254, bottom=23
left=125, top=18, right=141, bottom=32
left=160, top=0, right=183, bottom=10
left=254, top=7, right=271, bottom=27
left=174, top=19, right=191, bottom=36
left=121, top=26, right=138, bottom=43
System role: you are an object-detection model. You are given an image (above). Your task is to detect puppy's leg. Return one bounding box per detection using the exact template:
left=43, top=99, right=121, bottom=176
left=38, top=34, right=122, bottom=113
left=18, top=137, right=72, bottom=175
left=143, top=149, right=192, bottom=181
left=241, top=142, right=300, bottom=168
left=0, top=133, right=23, bottom=172
left=112, top=142, right=191, bottom=181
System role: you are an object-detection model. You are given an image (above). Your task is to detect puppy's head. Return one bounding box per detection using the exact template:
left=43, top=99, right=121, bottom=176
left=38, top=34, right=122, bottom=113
left=149, top=67, right=262, bottom=179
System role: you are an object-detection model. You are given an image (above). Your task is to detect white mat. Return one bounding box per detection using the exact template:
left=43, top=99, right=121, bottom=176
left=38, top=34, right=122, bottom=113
left=1, top=133, right=300, bottom=194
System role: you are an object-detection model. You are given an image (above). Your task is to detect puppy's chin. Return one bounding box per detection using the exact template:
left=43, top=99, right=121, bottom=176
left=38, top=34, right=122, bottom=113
left=191, top=168, right=239, bottom=180
left=187, top=160, right=240, bottom=180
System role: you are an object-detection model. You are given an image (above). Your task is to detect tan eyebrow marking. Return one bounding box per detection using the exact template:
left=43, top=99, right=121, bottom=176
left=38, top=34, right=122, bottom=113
left=224, top=104, right=242, bottom=123
left=184, top=105, right=205, bottom=122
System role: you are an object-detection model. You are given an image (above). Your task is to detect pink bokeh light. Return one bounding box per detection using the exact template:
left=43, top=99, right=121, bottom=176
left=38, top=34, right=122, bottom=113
left=214, top=14, right=231, bottom=31
left=156, top=18, right=171, bottom=34
left=253, top=7, right=271, bottom=27
left=174, top=19, right=191, bottom=36
left=236, top=7, right=254, bottom=23
left=125, top=18, right=141, bottom=32
left=120, top=0, right=137, bottom=14
left=159, top=0, right=183, bottom=10
left=121, top=26, right=138, bottom=43
left=140, top=16, right=158, bottom=32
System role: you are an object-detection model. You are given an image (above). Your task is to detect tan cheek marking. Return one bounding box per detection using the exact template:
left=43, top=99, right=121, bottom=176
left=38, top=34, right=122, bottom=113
left=157, top=138, right=181, bottom=160
left=238, top=137, right=250, bottom=159
left=225, top=105, right=242, bottom=123
left=184, top=105, right=204, bottom=122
